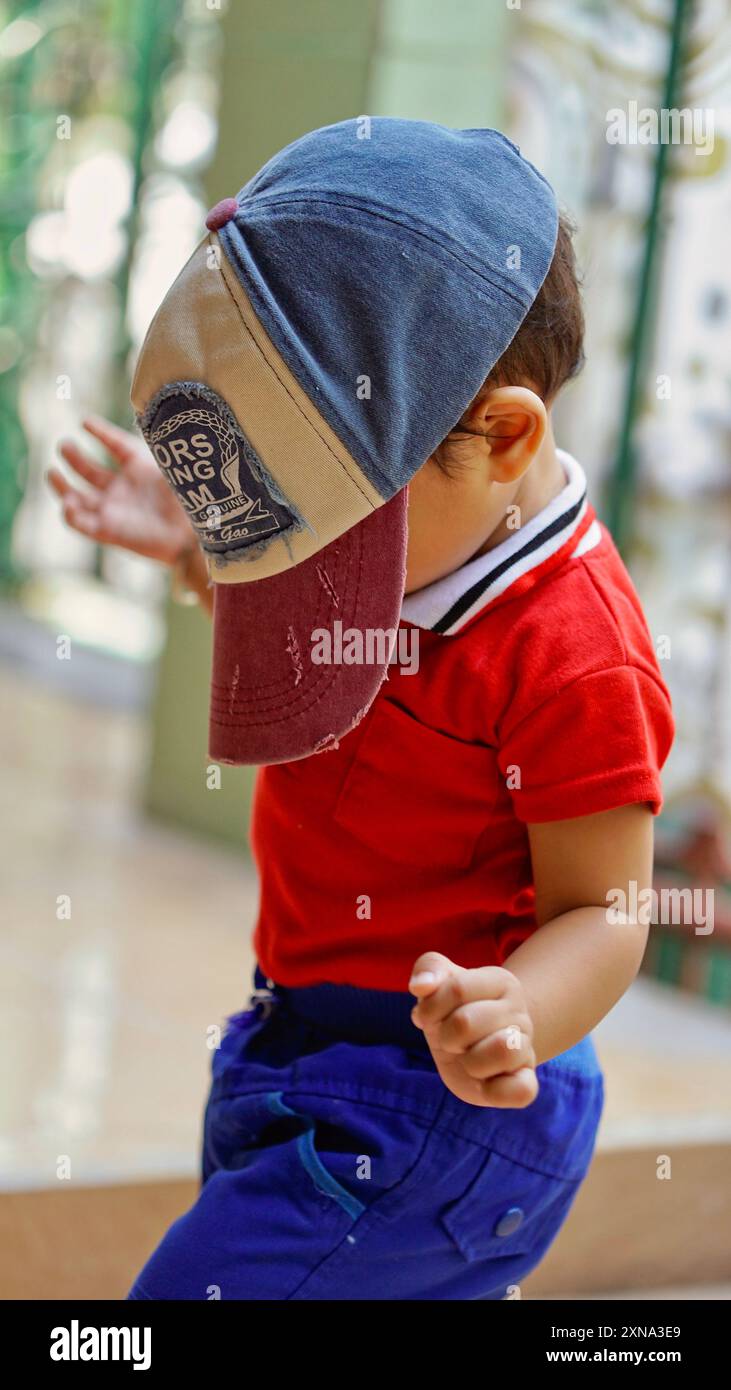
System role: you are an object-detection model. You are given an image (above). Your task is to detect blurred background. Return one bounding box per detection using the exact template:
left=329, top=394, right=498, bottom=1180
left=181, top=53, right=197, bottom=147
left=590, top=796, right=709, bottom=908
left=2, top=0, right=731, bottom=1299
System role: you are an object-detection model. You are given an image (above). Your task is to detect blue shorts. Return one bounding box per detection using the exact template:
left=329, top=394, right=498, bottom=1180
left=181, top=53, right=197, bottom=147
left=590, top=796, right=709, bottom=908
left=128, top=967, right=604, bottom=1301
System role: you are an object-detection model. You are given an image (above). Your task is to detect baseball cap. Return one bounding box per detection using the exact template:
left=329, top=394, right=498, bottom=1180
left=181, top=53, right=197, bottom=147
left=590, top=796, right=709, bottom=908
left=131, top=117, right=558, bottom=764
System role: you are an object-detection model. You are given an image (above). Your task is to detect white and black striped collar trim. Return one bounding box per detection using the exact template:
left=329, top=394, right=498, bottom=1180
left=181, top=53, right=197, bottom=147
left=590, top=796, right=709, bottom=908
left=401, top=451, right=601, bottom=635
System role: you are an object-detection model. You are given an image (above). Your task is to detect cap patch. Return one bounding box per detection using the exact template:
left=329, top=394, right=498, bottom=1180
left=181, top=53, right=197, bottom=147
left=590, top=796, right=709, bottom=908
left=139, top=381, right=300, bottom=557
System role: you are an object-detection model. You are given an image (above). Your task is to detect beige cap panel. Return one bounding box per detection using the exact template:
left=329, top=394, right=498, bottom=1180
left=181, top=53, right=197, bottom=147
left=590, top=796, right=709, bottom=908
left=130, top=235, right=383, bottom=583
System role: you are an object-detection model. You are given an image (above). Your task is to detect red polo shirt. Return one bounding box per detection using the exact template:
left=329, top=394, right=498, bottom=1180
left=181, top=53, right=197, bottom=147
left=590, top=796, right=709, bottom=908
left=250, top=454, right=674, bottom=992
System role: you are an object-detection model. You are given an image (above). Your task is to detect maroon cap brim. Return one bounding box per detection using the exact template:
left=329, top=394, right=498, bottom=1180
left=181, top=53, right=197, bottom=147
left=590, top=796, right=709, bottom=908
left=208, top=490, right=408, bottom=765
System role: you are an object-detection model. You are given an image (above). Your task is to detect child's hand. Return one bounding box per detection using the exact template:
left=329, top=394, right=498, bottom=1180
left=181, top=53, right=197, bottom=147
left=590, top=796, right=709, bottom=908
left=48, top=415, right=195, bottom=566
left=409, top=951, right=538, bottom=1109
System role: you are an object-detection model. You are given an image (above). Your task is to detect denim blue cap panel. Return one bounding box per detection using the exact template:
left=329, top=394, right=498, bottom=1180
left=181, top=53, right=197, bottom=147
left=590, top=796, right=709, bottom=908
left=219, top=117, right=559, bottom=499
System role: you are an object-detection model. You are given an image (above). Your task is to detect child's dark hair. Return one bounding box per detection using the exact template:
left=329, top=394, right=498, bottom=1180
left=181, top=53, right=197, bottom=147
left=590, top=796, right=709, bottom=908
left=434, top=212, right=584, bottom=471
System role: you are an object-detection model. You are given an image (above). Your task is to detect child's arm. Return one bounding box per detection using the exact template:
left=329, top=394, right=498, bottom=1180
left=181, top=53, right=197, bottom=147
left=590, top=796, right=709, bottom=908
left=409, top=802, right=653, bottom=1109
left=506, top=803, right=652, bottom=1064
left=49, top=415, right=214, bottom=614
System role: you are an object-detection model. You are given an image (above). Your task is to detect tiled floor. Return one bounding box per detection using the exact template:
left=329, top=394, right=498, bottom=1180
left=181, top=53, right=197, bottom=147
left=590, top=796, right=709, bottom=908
left=4, top=659, right=731, bottom=1190
left=2, top=661, right=257, bottom=1187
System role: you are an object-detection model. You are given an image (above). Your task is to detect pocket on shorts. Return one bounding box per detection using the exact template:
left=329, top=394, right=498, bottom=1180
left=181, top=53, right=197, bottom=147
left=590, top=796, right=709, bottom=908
left=278, top=1087, right=436, bottom=1214
left=204, top=1073, right=436, bottom=1230
left=268, top=1092, right=367, bottom=1221
left=203, top=1086, right=367, bottom=1222
left=440, top=1149, right=581, bottom=1263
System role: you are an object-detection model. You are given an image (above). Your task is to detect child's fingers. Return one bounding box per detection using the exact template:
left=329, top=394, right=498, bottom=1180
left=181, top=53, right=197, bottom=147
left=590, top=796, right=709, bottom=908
left=435, top=1001, right=525, bottom=1054
left=57, top=440, right=115, bottom=491
left=48, top=469, right=97, bottom=524
left=82, top=414, right=139, bottom=465
left=62, top=498, right=100, bottom=538
left=47, top=472, right=101, bottom=535
left=460, top=1028, right=536, bottom=1081
left=408, top=951, right=453, bottom=998
left=411, top=963, right=511, bottom=1028
left=47, top=466, right=75, bottom=500
left=478, top=1067, right=539, bottom=1110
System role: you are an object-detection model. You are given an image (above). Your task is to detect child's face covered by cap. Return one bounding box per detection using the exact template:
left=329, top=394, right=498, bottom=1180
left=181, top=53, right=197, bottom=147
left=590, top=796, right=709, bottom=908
left=404, top=384, right=553, bottom=593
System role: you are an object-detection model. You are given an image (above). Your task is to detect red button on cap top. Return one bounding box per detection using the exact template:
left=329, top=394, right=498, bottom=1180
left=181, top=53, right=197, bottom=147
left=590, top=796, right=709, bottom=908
left=205, top=197, right=238, bottom=231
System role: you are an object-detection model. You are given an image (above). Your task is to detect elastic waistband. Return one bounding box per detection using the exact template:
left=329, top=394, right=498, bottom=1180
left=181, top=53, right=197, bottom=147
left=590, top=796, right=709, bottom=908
left=251, top=968, right=605, bottom=1088
left=253, top=965, right=431, bottom=1053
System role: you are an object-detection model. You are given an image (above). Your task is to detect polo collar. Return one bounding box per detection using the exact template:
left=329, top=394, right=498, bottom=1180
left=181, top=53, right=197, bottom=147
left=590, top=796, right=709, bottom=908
left=401, top=450, right=601, bottom=635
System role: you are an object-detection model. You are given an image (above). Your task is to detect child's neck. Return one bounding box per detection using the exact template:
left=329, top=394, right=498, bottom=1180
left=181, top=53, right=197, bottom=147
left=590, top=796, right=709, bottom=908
left=478, top=421, right=566, bottom=556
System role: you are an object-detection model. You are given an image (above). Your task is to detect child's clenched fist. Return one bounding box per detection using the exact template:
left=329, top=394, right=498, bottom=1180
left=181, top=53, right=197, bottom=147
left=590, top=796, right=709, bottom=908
left=408, top=951, right=538, bottom=1109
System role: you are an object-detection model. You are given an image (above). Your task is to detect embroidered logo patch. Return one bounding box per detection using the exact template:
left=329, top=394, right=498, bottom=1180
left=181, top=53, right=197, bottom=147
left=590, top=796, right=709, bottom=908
left=141, top=382, right=297, bottom=554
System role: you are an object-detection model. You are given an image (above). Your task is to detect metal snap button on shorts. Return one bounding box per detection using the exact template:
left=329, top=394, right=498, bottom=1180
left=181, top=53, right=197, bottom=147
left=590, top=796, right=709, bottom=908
left=127, top=967, right=604, bottom=1301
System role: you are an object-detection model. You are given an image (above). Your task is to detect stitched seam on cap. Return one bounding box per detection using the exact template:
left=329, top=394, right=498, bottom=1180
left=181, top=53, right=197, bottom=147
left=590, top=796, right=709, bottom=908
left=210, top=528, right=371, bottom=728
left=239, top=194, right=534, bottom=307
left=210, top=543, right=359, bottom=709
left=209, top=539, right=354, bottom=699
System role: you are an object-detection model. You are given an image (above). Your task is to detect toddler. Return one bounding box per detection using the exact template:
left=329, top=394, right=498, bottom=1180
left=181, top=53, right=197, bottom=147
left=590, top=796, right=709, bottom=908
left=51, top=118, right=673, bottom=1300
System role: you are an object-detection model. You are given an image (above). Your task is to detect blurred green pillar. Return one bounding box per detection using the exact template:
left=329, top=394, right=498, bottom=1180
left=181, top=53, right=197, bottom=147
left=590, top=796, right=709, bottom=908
left=145, top=0, right=509, bottom=847
left=368, top=0, right=508, bottom=126
left=144, top=0, right=380, bottom=847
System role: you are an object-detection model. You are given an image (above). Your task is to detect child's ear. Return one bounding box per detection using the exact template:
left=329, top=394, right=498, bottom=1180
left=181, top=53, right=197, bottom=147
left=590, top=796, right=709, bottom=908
left=464, top=386, right=547, bottom=484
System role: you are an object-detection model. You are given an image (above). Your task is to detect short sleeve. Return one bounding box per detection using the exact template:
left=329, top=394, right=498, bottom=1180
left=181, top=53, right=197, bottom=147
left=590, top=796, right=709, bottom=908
left=497, top=665, right=675, bottom=823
